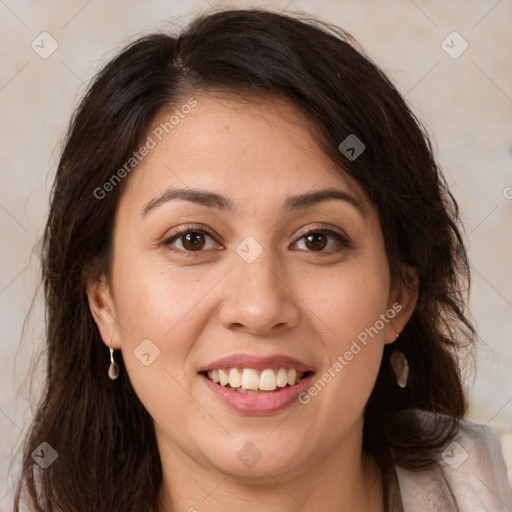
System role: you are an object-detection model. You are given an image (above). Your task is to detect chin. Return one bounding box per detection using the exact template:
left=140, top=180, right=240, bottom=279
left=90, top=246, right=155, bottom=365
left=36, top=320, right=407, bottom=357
left=198, top=434, right=307, bottom=480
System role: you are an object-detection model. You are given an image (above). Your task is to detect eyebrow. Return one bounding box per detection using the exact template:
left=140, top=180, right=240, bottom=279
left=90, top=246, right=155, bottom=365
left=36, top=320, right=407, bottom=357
left=141, top=187, right=368, bottom=218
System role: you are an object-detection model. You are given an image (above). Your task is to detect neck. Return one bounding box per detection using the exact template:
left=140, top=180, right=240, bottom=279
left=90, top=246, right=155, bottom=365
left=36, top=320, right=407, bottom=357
left=155, top=434, right=384, bottom=512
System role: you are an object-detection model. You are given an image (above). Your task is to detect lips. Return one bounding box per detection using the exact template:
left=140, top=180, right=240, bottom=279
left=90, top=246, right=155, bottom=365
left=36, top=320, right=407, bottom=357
left=197, top=353, right=315, bottom=373
left=198, top=353, right=316, bottom=415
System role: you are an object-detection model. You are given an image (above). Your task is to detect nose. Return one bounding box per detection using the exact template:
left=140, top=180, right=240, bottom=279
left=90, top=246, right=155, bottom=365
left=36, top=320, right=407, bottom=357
left=218, top=251, right=300, bottom=335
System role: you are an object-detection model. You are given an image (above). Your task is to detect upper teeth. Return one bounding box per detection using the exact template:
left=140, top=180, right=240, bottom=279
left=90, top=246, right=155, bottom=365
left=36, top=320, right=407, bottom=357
left=206, top=368, right=304, bottom=391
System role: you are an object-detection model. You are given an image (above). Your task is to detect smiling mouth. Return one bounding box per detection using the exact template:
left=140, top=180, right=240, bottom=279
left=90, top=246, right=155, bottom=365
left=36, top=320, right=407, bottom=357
left=202, top=367, right=311, bottom=394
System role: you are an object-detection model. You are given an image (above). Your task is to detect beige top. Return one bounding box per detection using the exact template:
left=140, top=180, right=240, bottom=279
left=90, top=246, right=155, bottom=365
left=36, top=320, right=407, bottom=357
left=394, top=411, right=512, bottom=511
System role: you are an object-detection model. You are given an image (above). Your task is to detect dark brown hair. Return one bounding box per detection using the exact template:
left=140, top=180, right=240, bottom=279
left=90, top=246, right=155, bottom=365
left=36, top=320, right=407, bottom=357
left=15, top=8, right=475, bottom=512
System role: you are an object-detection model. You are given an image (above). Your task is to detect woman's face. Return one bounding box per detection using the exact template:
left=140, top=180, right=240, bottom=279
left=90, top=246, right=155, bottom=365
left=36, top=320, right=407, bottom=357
left=90, top=94, right=415, bottom=481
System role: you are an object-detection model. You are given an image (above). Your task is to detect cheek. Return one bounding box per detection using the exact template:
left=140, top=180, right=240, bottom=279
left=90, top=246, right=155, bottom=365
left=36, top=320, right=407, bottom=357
left=298, top=261, right=390, bottom=349
left=109, top=248, right=219, bottom=403
left=294, top=256, right=390, bottom=418
left=110, top=259, right=217, bottom=440
left=112, top=247, right=216, bottom=345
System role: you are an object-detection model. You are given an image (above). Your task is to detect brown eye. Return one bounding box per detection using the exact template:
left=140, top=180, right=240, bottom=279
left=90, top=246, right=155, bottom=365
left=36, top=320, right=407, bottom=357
left=292, top=228, right=352, bottom=253
left=163, top=226, right=219, bottom=253
left=181, top=232, right=206, bottom=251
left=305, top=232, right=327, bottom=251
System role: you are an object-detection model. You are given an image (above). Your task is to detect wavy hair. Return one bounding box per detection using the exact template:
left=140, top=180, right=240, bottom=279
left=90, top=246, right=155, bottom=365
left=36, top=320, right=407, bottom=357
left=15, top=8, right=475, bottom=512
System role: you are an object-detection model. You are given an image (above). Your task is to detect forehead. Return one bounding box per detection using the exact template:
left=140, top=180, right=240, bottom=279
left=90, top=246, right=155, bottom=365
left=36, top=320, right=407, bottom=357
left=119, top=93, right=370, bottom=214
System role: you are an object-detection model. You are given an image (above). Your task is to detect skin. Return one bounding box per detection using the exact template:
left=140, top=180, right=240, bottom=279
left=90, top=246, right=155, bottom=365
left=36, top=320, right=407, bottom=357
left=88, top=93, right=417, bottom=512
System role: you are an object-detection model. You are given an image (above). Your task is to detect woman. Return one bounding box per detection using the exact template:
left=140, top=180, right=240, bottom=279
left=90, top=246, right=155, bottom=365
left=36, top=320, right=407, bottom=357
left=14, top=8, right=512, bottom=512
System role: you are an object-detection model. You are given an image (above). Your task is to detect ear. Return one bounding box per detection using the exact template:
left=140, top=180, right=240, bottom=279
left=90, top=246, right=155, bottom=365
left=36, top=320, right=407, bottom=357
left=87, top=275, right=122, bottom=350
left=384, top=264, right=419, bottom=345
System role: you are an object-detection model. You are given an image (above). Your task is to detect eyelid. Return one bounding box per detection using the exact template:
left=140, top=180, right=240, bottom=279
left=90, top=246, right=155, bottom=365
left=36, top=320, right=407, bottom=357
left=162, top=222, right=352, bottom=254
left=292, top=223, right=352, bottom=248
left=162, top=224, right=223, bottom=249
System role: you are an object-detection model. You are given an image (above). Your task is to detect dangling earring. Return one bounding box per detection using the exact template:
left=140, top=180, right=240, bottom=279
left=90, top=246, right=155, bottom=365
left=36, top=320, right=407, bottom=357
left=108, top=347, right=120, bottom=380
left=390, top=333, right=408, bottom=388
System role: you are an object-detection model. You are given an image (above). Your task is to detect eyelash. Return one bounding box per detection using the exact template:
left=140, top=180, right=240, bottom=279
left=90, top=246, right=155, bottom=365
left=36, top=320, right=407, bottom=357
left=162, top=224, right=219, bottom=256
left=162, top=223, right=352, bottom=256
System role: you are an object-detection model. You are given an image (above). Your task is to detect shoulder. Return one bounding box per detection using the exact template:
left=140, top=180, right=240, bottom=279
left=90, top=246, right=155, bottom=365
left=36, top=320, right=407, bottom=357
left=394, top=408, right=512, bottom=512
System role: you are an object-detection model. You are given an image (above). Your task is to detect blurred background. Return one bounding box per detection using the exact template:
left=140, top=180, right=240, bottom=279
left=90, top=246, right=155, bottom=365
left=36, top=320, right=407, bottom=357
left=1, top=0, right=511, bottom=508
